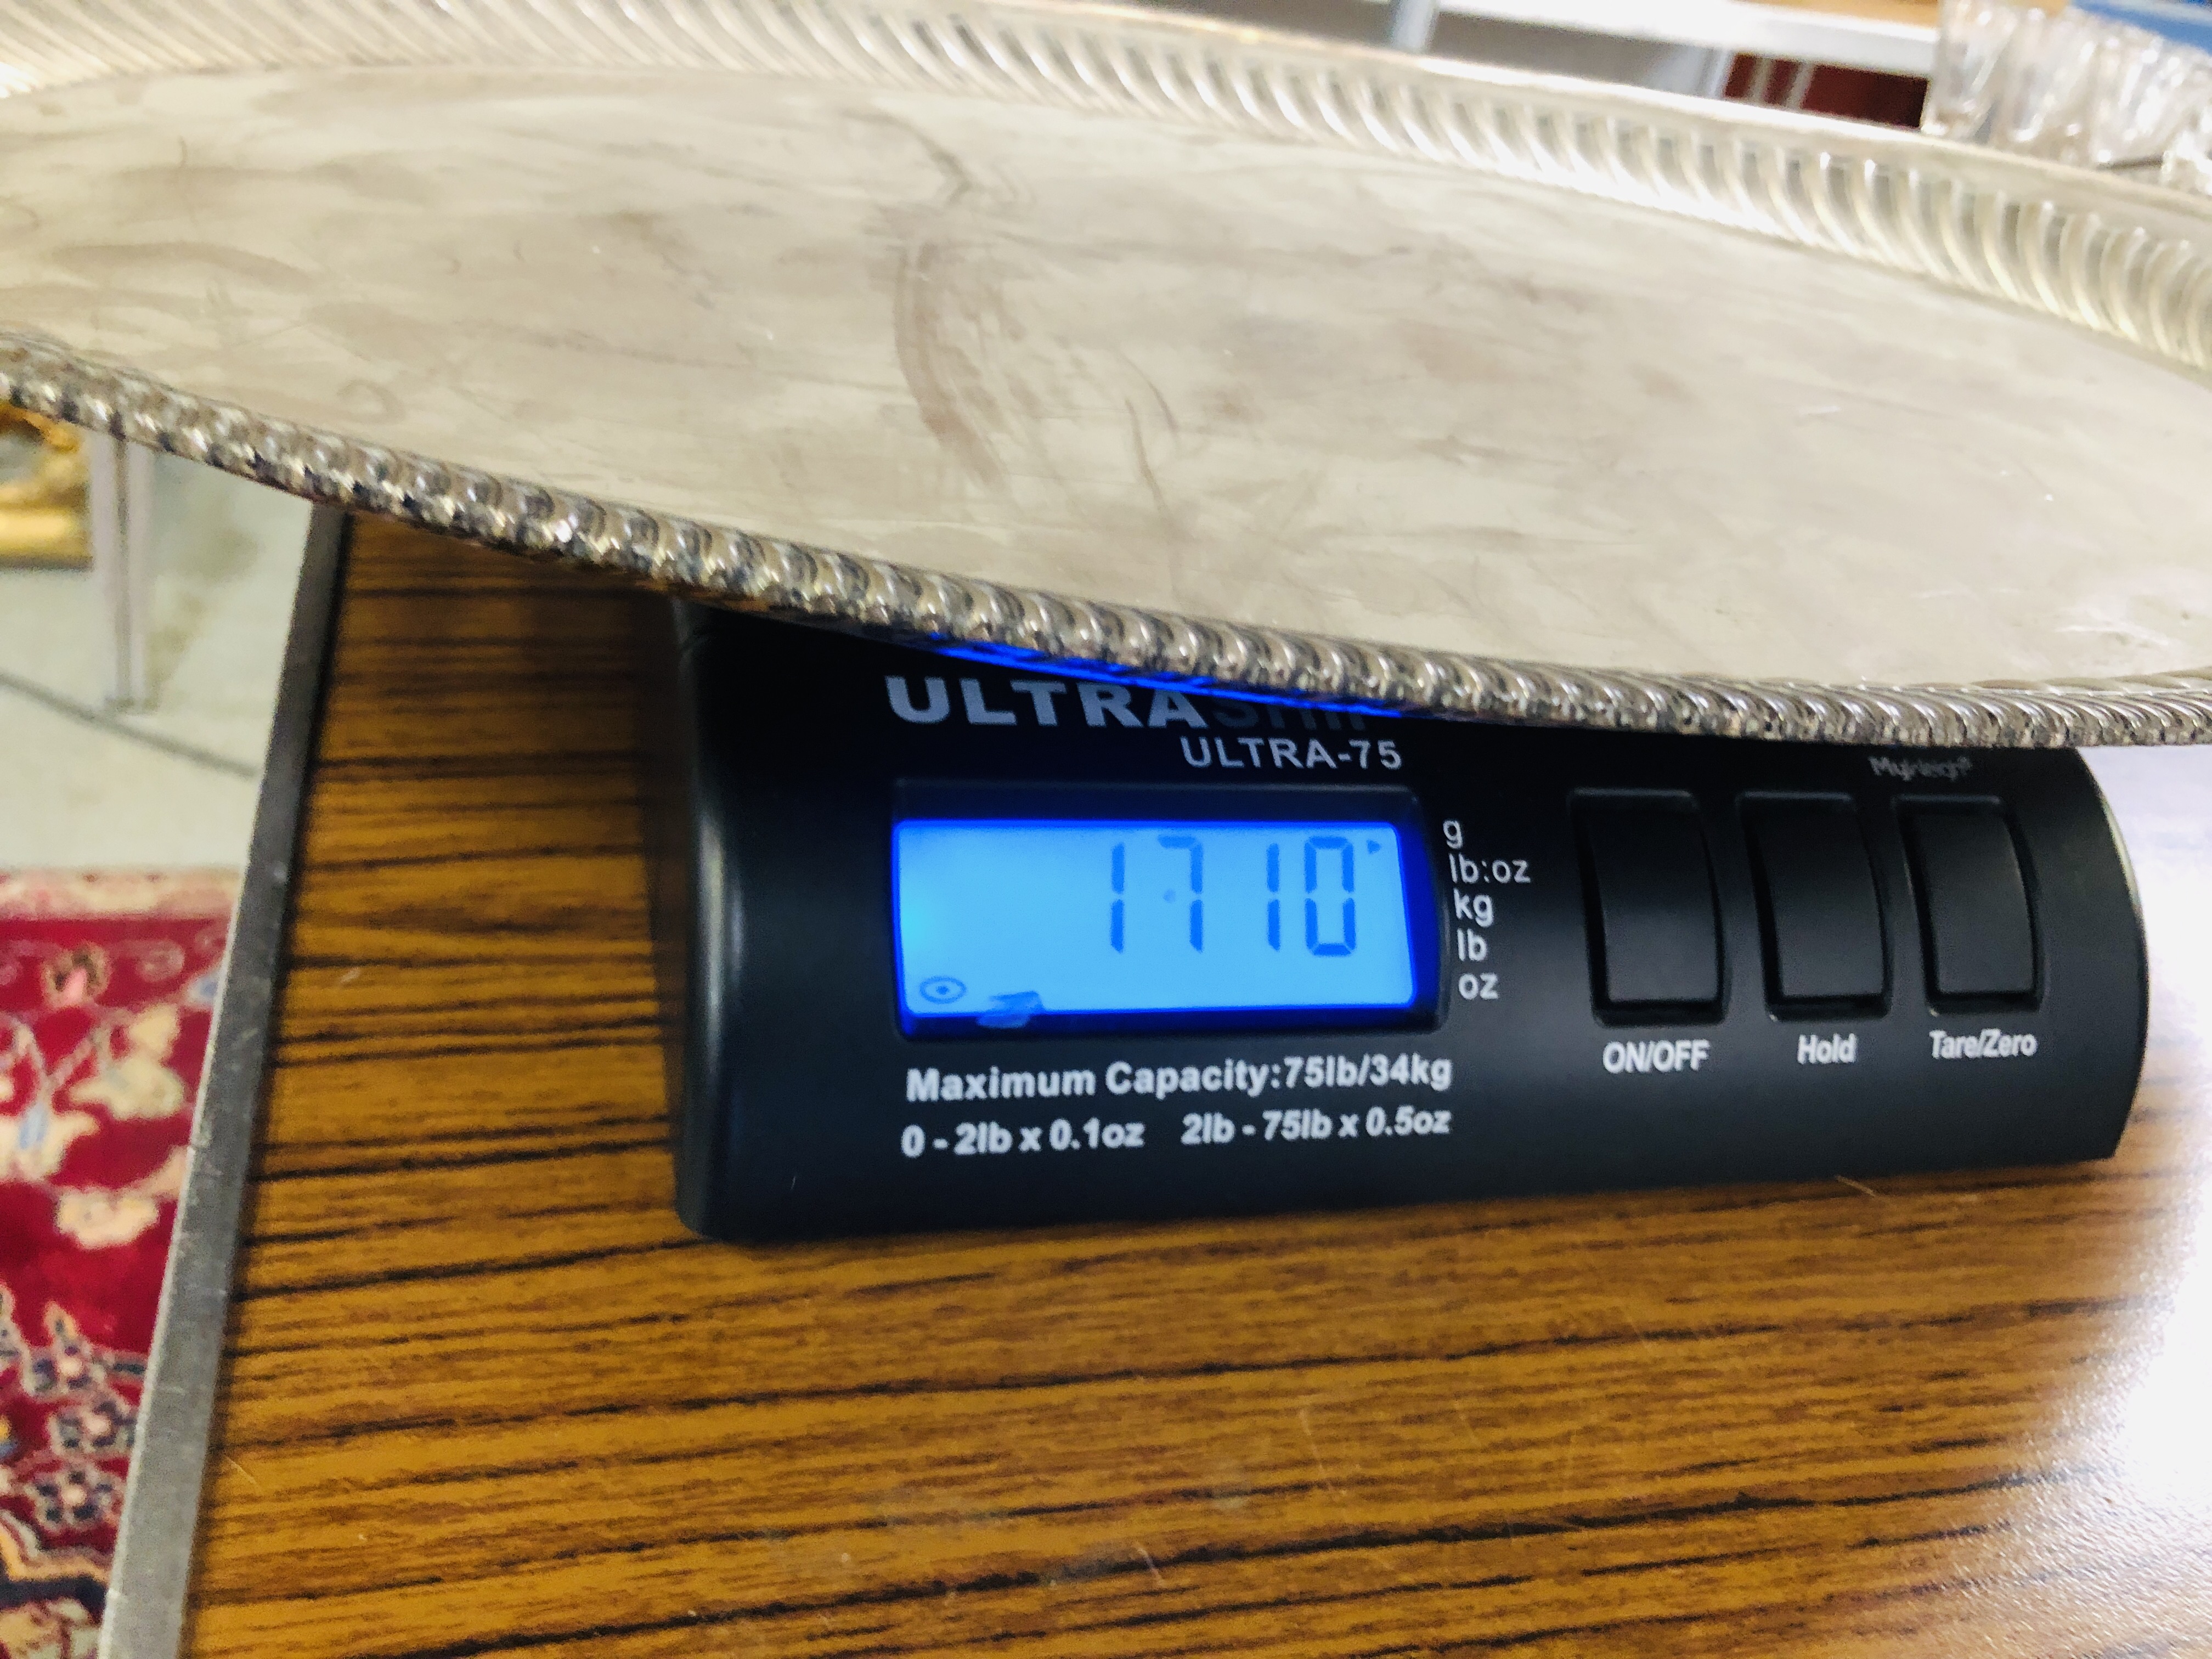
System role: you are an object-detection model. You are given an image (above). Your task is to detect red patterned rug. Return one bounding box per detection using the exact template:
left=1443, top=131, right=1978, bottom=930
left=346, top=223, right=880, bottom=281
left=0, top=872, right=235, bottom=1658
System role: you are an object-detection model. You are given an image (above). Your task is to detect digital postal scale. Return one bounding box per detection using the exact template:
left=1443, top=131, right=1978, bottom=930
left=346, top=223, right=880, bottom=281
left=644, top=606, right=2147, bottom=1242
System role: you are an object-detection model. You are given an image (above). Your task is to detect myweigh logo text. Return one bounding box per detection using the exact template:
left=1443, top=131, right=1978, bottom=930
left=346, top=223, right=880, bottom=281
left=1868, top=755, right=1974, bottom=783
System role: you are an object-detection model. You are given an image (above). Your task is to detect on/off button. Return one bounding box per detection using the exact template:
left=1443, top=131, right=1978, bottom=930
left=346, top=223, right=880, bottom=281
left=1576, top=798, right=1721, bottom=1013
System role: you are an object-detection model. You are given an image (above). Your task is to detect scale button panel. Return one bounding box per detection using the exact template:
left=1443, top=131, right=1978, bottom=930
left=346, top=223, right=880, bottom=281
left=1903, top=806, right=2036, bottom=1000
left=1577, top=798, right=1720, bottom=1010
left=1746, top=799, right=1886, bottom=1007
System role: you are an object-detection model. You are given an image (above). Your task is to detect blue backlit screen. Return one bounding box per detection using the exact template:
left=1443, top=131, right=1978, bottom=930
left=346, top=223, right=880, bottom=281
left=894, top=819, right=1417, bottom=1020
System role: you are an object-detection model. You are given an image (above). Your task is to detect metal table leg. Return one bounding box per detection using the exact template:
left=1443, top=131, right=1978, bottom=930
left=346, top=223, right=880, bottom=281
left=84, top=429, right=155, bottom=709
left=1386, top=0, right=1442, bottom=50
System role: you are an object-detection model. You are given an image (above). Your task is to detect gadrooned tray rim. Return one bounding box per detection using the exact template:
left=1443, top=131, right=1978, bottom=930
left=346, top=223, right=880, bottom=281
left=5, top=0, right=2211, bottom=748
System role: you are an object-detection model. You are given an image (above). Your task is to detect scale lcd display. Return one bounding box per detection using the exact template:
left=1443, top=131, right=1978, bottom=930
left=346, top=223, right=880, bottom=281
left=894, top=818, right=1418, bottom=1023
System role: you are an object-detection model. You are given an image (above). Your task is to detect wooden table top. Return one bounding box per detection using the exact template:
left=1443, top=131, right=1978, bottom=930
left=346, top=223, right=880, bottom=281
left=183, top=516, right=2212, bottom=1655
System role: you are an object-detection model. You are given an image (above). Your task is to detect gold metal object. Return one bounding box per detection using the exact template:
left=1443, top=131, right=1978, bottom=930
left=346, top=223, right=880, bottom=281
left=0, top=408, right=88, bottom=567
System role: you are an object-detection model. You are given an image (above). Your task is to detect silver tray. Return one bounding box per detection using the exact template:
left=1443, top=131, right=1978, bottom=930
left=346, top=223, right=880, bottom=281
left=3, top=0, right=2210, bottom=746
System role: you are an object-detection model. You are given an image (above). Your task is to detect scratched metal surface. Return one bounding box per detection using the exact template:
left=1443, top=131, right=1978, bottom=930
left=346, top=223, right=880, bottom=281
left=3, top=0, right=2211, bottom=742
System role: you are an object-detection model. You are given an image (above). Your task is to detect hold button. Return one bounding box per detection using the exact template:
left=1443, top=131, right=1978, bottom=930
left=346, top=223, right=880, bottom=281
left=1577, top=799, right=1720, bottom=1011
left=1903, top=806, right=2035, bottom=1000
left=1745, top=801, right=1886, bottom=1007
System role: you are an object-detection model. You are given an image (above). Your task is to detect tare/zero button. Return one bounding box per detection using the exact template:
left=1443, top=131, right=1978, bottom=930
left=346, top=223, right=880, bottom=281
left=1903, top=805, right=2037, bottom=1002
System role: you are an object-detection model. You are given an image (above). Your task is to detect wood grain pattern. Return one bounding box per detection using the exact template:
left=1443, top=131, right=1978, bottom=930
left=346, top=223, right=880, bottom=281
left=185, top=516, right=2212, bottom=1656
